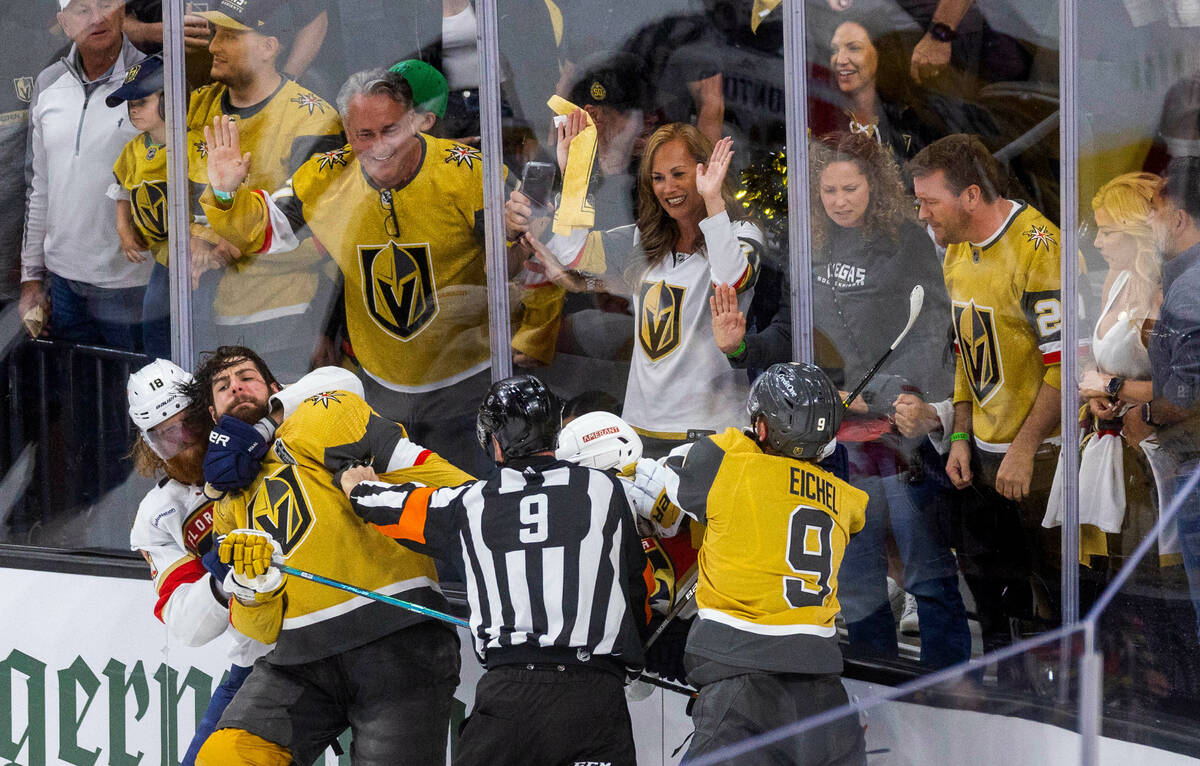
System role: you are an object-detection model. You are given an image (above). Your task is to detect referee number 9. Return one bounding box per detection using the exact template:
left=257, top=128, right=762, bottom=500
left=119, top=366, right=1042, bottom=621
left=519, top=493, right=549, bottom=544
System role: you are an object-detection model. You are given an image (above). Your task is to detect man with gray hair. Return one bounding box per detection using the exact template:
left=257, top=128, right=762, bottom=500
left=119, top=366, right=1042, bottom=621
left=200, top=67, right=518, bottom=473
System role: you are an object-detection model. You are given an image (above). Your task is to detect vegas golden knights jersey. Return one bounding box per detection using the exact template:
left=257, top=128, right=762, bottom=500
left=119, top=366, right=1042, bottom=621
left=187, top=78, right=344, bottom=325
left=113, top=133, right=170, bottom=266
left=944, top=203, right=1063, bottom=451
left=202, top=135, right=496, bottom=392
left=670, top=428, right=867, bottom=679
left=213, top=389, right=473, bottom=664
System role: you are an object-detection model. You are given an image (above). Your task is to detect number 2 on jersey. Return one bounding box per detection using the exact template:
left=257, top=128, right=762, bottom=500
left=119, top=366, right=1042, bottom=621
left=519, top=493, right=549, bottom=544
left=783, top=506, right=833, bottom=608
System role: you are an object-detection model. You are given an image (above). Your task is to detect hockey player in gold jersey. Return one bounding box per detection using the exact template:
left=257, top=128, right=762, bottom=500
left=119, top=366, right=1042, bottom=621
left=187, top=346, right=472, bottom=766
left=201, top=67, right=514, bottom=473
left=664, top=363, right=868, bottom=765
left=910, top=134, right=1063, bottom=661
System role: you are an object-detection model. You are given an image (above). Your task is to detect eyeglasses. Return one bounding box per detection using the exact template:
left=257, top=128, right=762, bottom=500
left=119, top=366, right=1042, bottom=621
left=380, top=189, right=400, bottom=239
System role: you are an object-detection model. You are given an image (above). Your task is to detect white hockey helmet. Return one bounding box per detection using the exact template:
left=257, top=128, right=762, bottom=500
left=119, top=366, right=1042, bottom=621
left=556, top=411, right=643, bottom=473
left=128, top=358, right=193, bottom=432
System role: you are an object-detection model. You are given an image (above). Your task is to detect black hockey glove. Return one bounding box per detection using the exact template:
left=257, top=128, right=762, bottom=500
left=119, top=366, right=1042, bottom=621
left=204, top=415, right=274, bottom=491
left=644, top=616, right=691, bottom=684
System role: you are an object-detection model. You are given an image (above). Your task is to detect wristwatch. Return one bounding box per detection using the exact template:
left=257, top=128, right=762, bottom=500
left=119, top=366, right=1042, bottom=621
left=1105, top=376, right=1125, bottom=401
left=928, top=22, right=958, bottom=42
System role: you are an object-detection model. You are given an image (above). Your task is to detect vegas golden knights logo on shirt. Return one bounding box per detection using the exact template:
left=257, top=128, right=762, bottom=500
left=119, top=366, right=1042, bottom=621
left=953, top=300, right=1004, bottom=404
left=131, top=180, right=168, bottom=241
left=359, top=241, right=437, bottom=340
left=639, top=280, right=686, bottom=361
left=13, top=77, right=32, bottom=103
left=249, top=464, right=314, bottom=555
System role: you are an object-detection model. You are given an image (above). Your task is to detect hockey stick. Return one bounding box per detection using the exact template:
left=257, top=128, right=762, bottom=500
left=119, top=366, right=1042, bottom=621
left=644, top=563, right=699, bottom=651
left=842, top=284, right=925, bottom=410
left=272, top=558, right=469, bottom=628
left=274, top=558, right=696, bottom=696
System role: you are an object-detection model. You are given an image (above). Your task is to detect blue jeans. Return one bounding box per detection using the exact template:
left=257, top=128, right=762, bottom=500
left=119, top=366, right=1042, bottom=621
left=1175, top=461, right=1200, bottom=643
left=142, top=262, right=171, bottom=359
left=839, top=441, right=971, bottom=668
left=182, top=663, right=252, bottom=766
left=47, top=274, right=144, bottom=351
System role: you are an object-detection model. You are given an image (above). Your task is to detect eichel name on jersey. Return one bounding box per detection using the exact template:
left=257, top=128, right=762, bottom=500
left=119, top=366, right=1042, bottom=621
left=349, top=457, right=655, bottom=673
left=668, top=428, right=867, bottom=683
left=943, top=202, right=1063, bottom=452
left=213, top=389, right=473, bottom=665
left=547, top=212, right=763, bottom=439
left=187, top=78, right=345, bottom=326
left=201, top=135, right=504, bottom=393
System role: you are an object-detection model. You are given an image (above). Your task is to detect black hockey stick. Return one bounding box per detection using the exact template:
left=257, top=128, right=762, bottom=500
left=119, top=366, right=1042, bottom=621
left=644, top=563, right=699, bottom=651
left=842, top=284, right=925, bottom=410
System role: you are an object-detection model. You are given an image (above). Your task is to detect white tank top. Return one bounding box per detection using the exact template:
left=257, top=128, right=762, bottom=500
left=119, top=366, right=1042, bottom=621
left=1092, top=270, right=1152, bottom=379
left=441, top=4, right=481, bottom=89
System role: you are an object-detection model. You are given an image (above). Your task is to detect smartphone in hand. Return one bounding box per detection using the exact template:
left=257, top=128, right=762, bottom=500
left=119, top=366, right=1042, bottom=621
left=520, top=161, right=556, bottom=213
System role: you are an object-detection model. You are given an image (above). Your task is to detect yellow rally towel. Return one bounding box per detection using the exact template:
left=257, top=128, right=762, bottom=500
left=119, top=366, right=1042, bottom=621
left=547, top=95, right=598, bottom=236
left=751, top=0, right=782, bottom=33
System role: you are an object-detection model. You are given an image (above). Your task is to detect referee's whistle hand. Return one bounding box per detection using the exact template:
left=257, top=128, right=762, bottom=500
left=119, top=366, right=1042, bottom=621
left=340, top=464, right=379, bottom=499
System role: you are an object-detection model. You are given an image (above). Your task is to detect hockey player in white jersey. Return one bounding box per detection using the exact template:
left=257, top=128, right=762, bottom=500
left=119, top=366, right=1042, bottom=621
left=127, top=359, right=365, bottom=765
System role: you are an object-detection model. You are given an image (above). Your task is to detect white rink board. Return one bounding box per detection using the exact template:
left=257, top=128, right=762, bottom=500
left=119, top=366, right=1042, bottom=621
left=0, top=567, right=1195, bottom=766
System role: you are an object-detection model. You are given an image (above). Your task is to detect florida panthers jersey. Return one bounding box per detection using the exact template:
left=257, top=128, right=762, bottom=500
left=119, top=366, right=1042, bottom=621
left=214, top=389, right=474, bottom=664
left=187, top=78, right=343, bottom=326
left=667, top=428, right=867, bottom=680
left=201, top=135, right=496, bottom=392
left=943, top=202, right=1063, bottom=451
left=549, top=211, right=761, bottom=439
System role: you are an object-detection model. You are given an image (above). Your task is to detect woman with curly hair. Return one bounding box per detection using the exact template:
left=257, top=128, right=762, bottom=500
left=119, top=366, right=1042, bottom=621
left=813, top=132, right=969, bottom=668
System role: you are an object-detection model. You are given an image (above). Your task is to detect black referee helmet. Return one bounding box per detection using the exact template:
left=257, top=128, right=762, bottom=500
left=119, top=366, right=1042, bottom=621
left=747, top=362, right=842, bottom=460
left=476, top=375, right=562, bottom=460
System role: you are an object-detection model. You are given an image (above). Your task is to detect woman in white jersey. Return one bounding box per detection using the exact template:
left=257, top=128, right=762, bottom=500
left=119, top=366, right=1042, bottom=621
left=533, top=122, right=763, bottom=458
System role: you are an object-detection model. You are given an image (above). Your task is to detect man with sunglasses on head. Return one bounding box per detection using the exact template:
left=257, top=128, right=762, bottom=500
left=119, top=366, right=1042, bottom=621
left=201, top=66, right=520, bottom=474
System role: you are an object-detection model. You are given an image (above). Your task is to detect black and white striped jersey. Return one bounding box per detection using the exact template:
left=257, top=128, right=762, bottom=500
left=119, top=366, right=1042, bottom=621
left=349, top=455, right=653, bottom=671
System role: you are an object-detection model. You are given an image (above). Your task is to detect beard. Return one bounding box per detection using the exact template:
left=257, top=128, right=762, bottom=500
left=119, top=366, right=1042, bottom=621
left=165, top=441, right=207, bottom=487
left=226, top=397, right=270, bottom=425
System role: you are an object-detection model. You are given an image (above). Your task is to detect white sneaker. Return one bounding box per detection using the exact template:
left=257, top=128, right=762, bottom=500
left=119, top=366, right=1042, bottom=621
left=899, top=593, right=919, bottom=637
left=887, top=577, right=905, bottom=623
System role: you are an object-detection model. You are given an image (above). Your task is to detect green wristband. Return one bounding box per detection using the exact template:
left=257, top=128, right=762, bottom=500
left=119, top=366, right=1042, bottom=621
left=212, top=187, right=235, bottom=203
left=725, top=339, right=746, bottom=360
left=949, top=431, right=971, bottom=442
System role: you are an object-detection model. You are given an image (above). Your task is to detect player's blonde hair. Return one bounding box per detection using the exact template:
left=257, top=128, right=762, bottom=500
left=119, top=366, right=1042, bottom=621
left=1091, top=171, right=1161, bottom=293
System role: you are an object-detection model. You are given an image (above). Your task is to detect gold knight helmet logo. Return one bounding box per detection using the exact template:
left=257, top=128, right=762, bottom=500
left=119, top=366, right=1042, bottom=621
left=13, top=77, right=32, bottom=103
left=248, top=465, right=314, bottom=555
left=638, top=280, right=686, bottom=361
left=359, top=241, right=438, bottom=340
left=131, top=180, right=168, bottom=242
left=953, top=300, right=1003, bottom=404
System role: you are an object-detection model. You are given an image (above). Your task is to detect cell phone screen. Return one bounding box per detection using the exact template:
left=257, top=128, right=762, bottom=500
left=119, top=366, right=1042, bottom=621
left=521, top=161, right=555, bottom=210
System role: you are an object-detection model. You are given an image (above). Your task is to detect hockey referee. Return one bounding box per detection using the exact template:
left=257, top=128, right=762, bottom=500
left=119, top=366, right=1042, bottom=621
left=339, top=374, right=654, bottom=766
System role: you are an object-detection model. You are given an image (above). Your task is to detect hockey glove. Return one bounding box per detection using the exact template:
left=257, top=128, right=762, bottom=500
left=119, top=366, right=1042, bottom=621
left=200, top=546, right=230, bottom=584
left=628, top=457, right=684, bottom=537
left=203, top=415, right=276, bottom=491
left=643, top=616, right=691, bottom=684
left=218, top=529, right=286, bottom=603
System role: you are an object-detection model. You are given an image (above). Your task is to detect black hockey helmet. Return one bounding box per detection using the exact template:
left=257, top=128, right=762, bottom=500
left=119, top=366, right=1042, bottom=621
left=476, top=375, right=562, bottom=460
left=747, top=362, right=842, bottom=459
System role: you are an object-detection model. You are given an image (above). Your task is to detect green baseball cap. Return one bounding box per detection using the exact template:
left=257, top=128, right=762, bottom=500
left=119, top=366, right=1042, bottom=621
left=389, top=60, right=449, bottom=119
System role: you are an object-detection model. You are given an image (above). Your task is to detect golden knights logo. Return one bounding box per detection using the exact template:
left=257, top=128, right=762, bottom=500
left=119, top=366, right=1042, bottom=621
left=953, top=300, right=1003, bottom=404
left=638, top=280, right=686, bottom=361
left=131, top=180, right=168, bottom=242
left=443, top=144, right=480, bottom=169
left=1024, top=225, right=1057, bottom=251
left=248, top=464, right=314, bottom=555
left=13, top=77, right=32, bottom=103
left=123, top=64, right=141, bottom=84
left=359, top=241, right=438, bottom=340
left=290, top=91, right=326, bottom=115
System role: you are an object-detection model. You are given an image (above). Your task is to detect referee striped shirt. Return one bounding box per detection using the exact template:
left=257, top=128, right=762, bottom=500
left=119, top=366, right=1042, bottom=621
left=349, top=455, right=653, bottom=671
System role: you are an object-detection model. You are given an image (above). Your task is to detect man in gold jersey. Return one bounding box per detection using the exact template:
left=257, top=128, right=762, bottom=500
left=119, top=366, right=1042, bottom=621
left=183, top=346, right=472, bottom=765
left=664, top=363, right=867, bottom=765
left=200, top=67, right=520, bottom=474
left=188, top=0, right=344, bottom=381
left=910, top=134, right=1063, bottom=660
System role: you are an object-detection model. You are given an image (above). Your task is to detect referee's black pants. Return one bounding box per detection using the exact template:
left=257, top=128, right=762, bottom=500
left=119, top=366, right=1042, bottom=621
left=454, top=664, right=636, bottom=766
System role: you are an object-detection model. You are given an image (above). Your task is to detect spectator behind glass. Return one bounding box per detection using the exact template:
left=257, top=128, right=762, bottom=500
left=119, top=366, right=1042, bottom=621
left=909, top=134, right=1064, bottom=671
left=524, top=124, right=763, bottom=459
left=822, top=15, right=932, bottom=178
left=1144, top=157, right=1200, bottom=646
left=20, top=0, right=149, bottom=348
